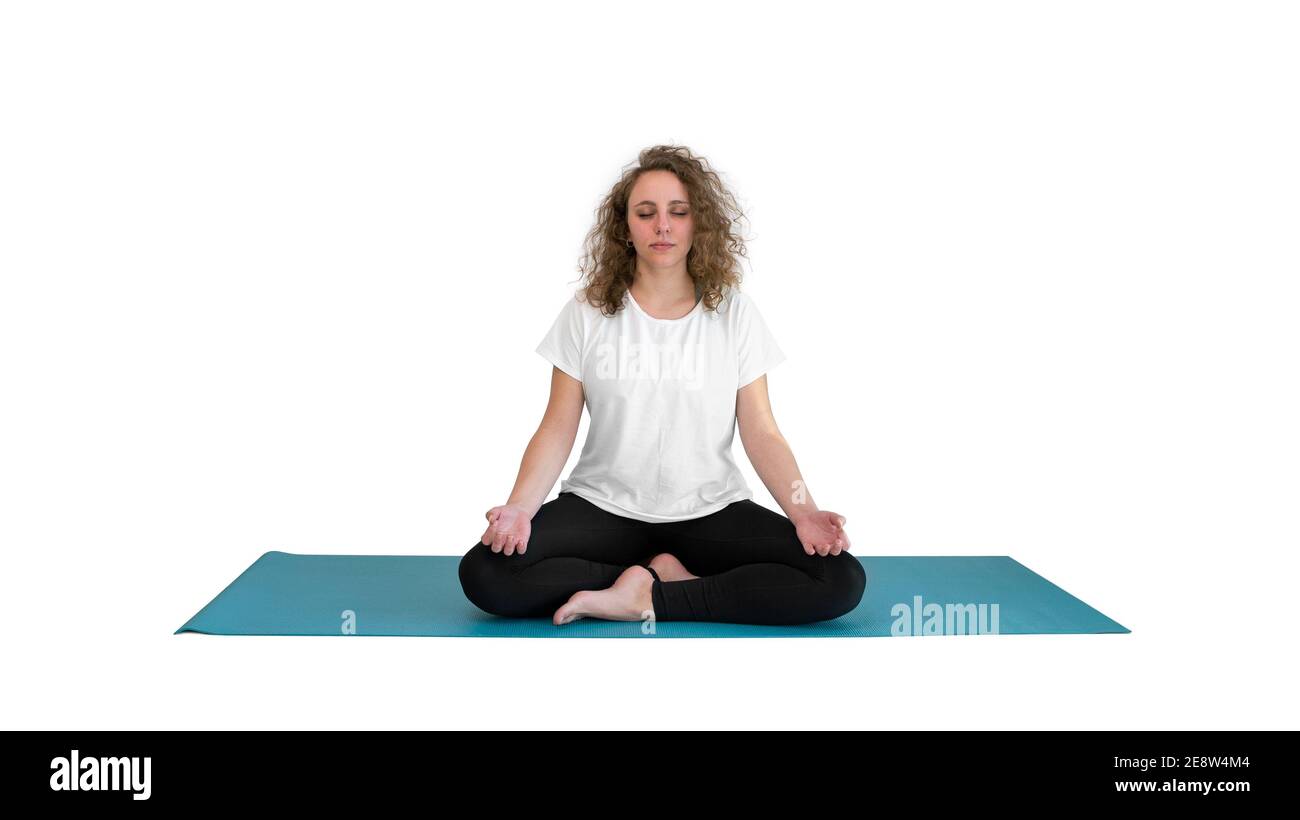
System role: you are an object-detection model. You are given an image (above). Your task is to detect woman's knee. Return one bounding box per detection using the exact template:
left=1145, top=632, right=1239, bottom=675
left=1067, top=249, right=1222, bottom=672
left=821, top=551, right=867, bottom=619
left=458, top=542, right=527, bottom=617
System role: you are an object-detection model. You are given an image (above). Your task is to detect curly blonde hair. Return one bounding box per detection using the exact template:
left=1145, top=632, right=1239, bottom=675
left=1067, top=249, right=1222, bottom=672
left=573, top=144, right=750, bottom=317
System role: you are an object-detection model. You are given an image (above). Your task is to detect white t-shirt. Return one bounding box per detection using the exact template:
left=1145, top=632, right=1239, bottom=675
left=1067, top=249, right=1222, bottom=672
left=534, top=285, right=787, bottom=522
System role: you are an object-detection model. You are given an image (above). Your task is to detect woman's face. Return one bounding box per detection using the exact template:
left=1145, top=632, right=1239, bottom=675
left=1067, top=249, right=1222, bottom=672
left=626, top=170, right=693, bottom=267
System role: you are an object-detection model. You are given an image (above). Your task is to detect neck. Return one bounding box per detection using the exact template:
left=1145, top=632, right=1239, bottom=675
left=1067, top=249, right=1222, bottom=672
left=631, top=261, right=695, bottom=304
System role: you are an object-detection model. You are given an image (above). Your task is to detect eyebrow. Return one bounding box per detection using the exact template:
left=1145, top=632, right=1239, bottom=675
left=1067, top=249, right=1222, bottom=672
left=633, top=200, right=690, bottom=207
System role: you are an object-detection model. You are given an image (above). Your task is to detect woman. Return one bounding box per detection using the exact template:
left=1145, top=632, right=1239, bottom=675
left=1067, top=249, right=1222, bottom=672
left=459, top=145, right=866, bottom=627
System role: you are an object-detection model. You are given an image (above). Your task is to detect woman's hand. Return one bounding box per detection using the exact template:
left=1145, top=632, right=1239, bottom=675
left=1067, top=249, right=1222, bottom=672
left=793, top=510, right=850, bottom=556
left=480, top=504, right=533, bottom=555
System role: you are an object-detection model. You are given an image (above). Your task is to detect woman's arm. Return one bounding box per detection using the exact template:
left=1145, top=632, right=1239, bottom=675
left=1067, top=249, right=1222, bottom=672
left=736, top=375, right=851, bottom=555
left=479, top=366, right=583, bottom=554
left=508, top=367, right=584, bottom=515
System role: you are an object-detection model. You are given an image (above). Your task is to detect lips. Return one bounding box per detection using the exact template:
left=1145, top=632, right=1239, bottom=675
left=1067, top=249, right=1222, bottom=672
left=651, top=243, right=674, bottom=250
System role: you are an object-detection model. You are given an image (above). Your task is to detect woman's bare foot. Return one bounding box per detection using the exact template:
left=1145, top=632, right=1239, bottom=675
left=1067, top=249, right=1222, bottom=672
left=647, top=552, right=698, bottom=582
left=553, top=565, right=655, bottom=626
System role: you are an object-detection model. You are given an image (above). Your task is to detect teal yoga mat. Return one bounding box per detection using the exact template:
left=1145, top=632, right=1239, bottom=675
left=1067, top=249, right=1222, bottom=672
left=175, top=551, right=1128, bottom=638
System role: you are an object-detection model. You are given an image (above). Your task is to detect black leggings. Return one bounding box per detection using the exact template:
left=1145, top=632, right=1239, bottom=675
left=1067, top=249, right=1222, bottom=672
left=459, top=491, right=867, bottom=625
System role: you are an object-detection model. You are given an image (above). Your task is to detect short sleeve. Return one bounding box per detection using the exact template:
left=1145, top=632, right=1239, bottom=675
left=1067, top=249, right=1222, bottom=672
left=535, top=295, right=585, bottom=382
left=736, top=292, right=787, bottom=388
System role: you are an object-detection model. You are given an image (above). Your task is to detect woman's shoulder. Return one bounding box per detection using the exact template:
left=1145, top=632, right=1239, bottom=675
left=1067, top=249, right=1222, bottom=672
left=545, top=289, right=619, bottom=335
left=550, top=289, right=598, bottom=316
left=713, top=285, right=756, bottom=318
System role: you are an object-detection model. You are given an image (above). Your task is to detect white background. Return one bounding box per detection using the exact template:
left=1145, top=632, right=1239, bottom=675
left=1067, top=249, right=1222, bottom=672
left=2, top=1, right=1296, bottom=730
